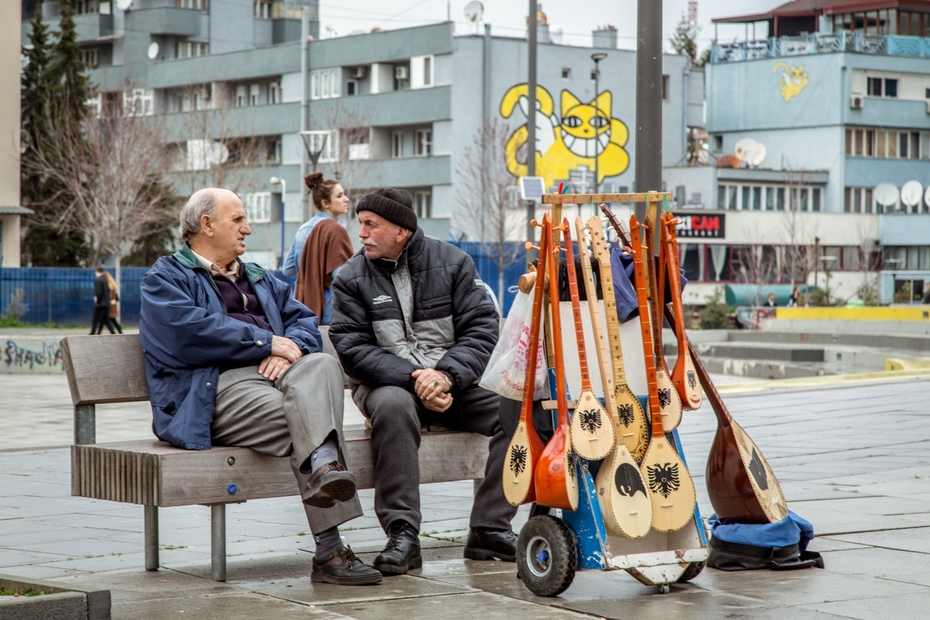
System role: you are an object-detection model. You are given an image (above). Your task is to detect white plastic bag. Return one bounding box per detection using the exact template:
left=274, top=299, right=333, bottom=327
left=479, top=289, right=549, bottom=400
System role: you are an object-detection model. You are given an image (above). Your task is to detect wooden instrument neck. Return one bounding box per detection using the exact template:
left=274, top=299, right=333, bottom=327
left=630, top=217, right=665, bottom=436
left=563, top=221, right=592, bottom=391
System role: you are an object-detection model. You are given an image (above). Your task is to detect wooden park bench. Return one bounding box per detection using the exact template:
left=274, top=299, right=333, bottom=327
left=60, top=330, right=490, bottom=582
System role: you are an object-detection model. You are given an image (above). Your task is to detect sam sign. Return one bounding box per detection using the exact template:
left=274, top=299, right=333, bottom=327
left=673, top=213, right=725, bottom=239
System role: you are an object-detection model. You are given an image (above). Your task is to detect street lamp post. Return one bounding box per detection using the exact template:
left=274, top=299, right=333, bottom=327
left=591, top=53, right=607, bottom=196
left=270, top=176, right=286, bottom=269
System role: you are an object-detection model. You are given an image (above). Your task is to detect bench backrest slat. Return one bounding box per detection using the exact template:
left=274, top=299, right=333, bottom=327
left=61, top=335, right=150, bottom=406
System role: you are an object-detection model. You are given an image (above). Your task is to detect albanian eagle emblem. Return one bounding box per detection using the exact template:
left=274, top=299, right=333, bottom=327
left=617, top=403, right=635, bottom=427
left=509, top=445, right=527, bottom=476
left=647, top=462, right=680, bottom=498
left=578, top=407, right=603, bottom=433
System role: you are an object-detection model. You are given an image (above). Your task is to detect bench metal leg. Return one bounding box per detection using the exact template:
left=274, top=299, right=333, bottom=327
left=74, top=404, right=96, bottom=445
left=144, top=505, right=159, bottom=571
left=211, top=504, right=227, bottom=582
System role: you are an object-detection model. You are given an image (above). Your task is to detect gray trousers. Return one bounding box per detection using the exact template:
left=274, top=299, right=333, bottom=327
left=211, top=353, right=362, bottom=533
left=353, top=383, right=518, bottom=533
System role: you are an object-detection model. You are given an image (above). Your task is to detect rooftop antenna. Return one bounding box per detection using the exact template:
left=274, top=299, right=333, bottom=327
left=688, top=1, right=697, bottom=27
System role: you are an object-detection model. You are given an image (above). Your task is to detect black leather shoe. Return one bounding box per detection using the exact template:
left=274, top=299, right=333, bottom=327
left=374, top=521, right=422, bottom=575
left=305, top=461, right=356, bottom=508
left=464, top=528, right=517, bottom=562
left=311, top=546, right=382, bottom=585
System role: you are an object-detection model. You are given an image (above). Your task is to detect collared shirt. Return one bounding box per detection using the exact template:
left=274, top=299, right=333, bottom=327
left=191, top=249, right=239, bottom=280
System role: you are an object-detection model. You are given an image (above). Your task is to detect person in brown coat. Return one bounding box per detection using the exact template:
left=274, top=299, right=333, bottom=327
left=293, top=173, right=352, bottom=324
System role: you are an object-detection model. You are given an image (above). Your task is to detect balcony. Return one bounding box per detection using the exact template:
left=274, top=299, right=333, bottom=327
left=73, top=12, right=113, bottom=41
left=129, top=7, right=201, bottom=37
left=712, top=32, right=930, bottom=64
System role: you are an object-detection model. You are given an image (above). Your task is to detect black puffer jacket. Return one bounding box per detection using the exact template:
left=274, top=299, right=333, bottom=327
left=329, top=228, right=498, bottom=392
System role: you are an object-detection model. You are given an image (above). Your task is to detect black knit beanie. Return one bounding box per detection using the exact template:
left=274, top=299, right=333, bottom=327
left=356, top=188, right=417, bottom=231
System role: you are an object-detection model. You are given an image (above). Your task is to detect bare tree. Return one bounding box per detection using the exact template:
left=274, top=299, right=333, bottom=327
left=170, top=82, right=273, bottom=198
left=23, top=90, right=176, bottom=287
left=781, top=169, right=818, bottom=293
left=453, top=119, right=525, bottom=304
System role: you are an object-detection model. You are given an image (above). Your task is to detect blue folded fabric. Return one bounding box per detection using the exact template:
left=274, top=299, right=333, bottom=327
left=708, top=511, right=815, bottom=552
left=610, top=247, right=688, bottom=324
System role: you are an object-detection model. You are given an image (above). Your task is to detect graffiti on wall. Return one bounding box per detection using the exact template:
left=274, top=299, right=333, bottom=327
left=772, top=62, right=809, bottom=102
left=3, top=340, right=64, bottom=371
left=500, top=84, right=630, bottom=189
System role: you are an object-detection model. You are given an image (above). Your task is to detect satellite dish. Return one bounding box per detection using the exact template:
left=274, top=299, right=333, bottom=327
left=116, top=0, right=132, bottom=10
left=750, top=141, right=767, bottom=167
left=147, top=42, right=159, bottom=60
left=733, top=138, right=758, bottom=166
left=923, top=185, right=930, bottom=209
left=464, top=1, right=484, bottom=22
left=901, top=180, right=923, bottom=208
left=874, top=182, right=899, bottom=207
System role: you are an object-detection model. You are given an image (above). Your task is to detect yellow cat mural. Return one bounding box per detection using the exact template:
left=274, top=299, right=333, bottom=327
left=772, top=62, right=809, bottom=102
left=499, top=84, right=630, bottom=189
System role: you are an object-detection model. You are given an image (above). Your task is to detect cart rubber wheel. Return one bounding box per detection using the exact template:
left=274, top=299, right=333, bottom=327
left=516, top=515, right=577, bottom=597
left=677, top=561, right=705, bottom=583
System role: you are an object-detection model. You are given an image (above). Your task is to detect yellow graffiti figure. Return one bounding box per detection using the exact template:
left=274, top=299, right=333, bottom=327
left=772, top=62, right=809, bottom=102
left=500, top=84, right=629, bottom=189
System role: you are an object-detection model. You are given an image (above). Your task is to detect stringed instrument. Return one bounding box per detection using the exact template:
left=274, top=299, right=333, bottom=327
left=643, top=205, right=683, bottom=431
left=502, top=231, right=549, bottom=506
left=587, top=219, right=648, bottom=462
left=563, top=222, right=616, bottom=461
left=630, top=215, right=697, bottom=533
left=662, top=214, right=702, bottom=410
left=690, top=333, right=789, bottom=523
left=575, top=217, right=651, bottom=539
left=534, top=215, right=579, bottom=511
left=604, top=204, right=787, bottom=524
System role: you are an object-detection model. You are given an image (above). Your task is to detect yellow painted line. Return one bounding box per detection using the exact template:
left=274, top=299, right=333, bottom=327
left=885, top=357, right=930, bottom=371
left=776, top=307, right=930, bottom=321
left=716, top=368, right=930, bottom=395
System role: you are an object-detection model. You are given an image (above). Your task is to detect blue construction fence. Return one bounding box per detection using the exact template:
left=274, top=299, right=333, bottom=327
left=0, top=242, right=529, bottom=326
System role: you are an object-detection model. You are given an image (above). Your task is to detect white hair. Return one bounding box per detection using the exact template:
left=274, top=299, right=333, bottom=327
left=180, top=190, right=219, bottom=242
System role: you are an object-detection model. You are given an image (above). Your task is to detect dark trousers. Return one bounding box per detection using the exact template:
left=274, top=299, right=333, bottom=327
left=90, top=307, right=115, bottom=335
left=353, top=383, right=518, bottom=533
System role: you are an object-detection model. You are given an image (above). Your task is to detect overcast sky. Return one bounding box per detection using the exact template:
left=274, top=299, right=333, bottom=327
left=318, top=0, right=783, bottom=50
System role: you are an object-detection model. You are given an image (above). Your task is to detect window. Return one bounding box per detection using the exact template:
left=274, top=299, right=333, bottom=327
left=269, top=81, right=281, bottom=104
left=176, top=41, right=209, bottom=58
left=392, top=131, right=403, bottom=158
left=713, top=134, right=723, bottom=152
left=330, top=69, right=340, bottom=97
left=561, top=68, right=571, bottom=80
left=245, top=192, right=272, bottom=223
left=235, top=85, right=246, bottom=108
left=346, top=80, right=357, bottom=96
left=414, top=192, right=431, bottom=219
left=249, top=84, right=259, bottom=106
left=311, top=73, right=320, bottom=99
left=410, top=56, right=433, bottom=90
left=846, top=127, right=928, bottom=160
left=125, top=89, right=154, bottom=116
left=661, top=74, right=670, bottom=101
left=310, top=70, right=340, bottom=99
left=845, top=187, right=876, bottom=213
left=321, top=72, right=330, bottom=99
left=179, top=0, right=209, bottom=10
left=80, top=48, right=99, bottom=68
left=415, top=129, right=432, bottom=156
left=75, top=0, right=99, bottom=14
left=867, top=76, right=898, bottom=98
left=254, top=0, right=271, bottom=18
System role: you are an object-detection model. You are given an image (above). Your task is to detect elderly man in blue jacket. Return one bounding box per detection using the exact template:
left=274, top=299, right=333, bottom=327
left=139, top=188, right=381, bottom=586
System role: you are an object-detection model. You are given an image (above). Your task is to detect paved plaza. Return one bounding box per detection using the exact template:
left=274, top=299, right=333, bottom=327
left=2, top=347, right=930, bottom=618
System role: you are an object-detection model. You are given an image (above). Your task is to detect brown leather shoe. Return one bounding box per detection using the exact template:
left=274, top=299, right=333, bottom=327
left=305, top=461, right=356, bottom=508
left=311, top=546, right=382, bottom=585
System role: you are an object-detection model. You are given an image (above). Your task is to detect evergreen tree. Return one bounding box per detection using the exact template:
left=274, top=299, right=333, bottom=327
left=51, top=0, right=93, bottom=123
left=670, top=12, right=699, bottom=65
left=20, top=1, right=90, bottom=266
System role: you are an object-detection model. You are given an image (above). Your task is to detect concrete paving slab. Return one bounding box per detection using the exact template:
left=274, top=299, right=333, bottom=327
left=820, top=546, right=930, bottom=578
left=111, top=592, right=351, bottom=620
left=828, top=526, right=930, bottom=554
left=694, top=566, right=926, bottom=607
left=245, top=573, right=474, bottom=607
left=324, top=590, right=592, bottom=620
left=802, top=591, right=930, bottom=620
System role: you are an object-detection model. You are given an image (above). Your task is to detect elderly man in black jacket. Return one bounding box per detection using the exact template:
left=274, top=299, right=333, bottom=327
left=329, top=188, right=517, bottom=576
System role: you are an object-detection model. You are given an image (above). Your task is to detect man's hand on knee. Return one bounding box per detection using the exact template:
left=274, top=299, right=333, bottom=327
left=422, top=392, right=453, bottom=413
left=258, top=355, right=292, bottom=380
left=271, top=335, right=303, bottom=363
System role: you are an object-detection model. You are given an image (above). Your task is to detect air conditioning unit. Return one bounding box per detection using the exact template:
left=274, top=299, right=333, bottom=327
left=395, top=66, right=409, bottom=80
left=850, top=94, right=864, bottom=109
left=353, top=66, right=366, bottom=79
